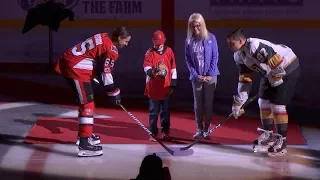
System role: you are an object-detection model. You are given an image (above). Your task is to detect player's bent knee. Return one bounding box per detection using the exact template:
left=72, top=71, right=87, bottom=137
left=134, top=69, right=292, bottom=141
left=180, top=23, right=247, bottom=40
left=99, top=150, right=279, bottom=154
left=270, top=104, right=286, bottom=114
left=79, top=101, right=95, bottom=116
left=270, top=104, right=288, bottom=124
left=258, top=98, right=273, bottom=119
left=78, top=102, right=95, bottom=125
left=258, top=98, right=270, bottom=109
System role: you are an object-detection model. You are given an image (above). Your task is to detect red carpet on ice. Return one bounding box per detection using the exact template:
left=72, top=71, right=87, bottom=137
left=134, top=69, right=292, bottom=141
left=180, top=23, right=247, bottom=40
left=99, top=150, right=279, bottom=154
left=24, top=106, right=305, bottom=145
left=0, top=76, right=305, bottom=145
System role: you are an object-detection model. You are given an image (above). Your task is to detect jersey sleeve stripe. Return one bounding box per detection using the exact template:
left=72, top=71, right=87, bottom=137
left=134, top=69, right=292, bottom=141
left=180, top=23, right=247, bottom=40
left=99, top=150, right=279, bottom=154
left=101, top=73, right=114, bottom=86
left=239, top=73, right=253, bottom=83
left=266, top=54, right=283, bottom=69
left=171, top=68, right=177, bottom=79
left=73, top=58, right=94, bottom=70
left=144, top=66, right=152, bottom=73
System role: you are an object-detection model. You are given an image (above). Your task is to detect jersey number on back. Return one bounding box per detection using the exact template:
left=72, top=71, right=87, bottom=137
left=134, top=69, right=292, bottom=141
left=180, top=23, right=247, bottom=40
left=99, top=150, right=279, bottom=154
left=71, top=34, right=103, bottom=56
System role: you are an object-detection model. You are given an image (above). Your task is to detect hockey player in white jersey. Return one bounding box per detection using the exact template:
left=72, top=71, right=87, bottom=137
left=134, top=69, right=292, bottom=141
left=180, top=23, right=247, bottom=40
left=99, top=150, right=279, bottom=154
left=226, top=29, right=300, bottom=156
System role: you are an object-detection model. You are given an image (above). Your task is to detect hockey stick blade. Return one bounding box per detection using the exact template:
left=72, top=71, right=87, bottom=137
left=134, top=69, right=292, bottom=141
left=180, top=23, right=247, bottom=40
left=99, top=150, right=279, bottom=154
left=93, top=78, right=177, bottom=155
left=179, top=113, right=233, bottom=151
left=179, top=93, right=259, bottom=151
left=118, top=103, right=178, bottom=155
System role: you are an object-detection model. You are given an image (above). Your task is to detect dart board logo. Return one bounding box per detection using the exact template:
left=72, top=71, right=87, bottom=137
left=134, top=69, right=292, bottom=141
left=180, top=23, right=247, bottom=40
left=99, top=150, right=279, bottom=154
left=18, top=0, right=80, bottom=11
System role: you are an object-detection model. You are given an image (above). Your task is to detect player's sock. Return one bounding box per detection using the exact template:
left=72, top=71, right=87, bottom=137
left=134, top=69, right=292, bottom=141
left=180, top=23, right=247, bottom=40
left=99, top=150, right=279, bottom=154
left=271, top=104, right=288, bottom=138
left=79, top=124, right=93, bottom=138
left=78, top=102, right=95, bottom=137
left=253, top=107, right=275, bottom=147
left=274, top=116, right=288, bottom=138
left=267, top=104, right=288, bottom=156
left=77, top=102, right=103, bottom=157
left=253, top=104, right=276, bottom=152
left=260, top=108, right=274, bottom=131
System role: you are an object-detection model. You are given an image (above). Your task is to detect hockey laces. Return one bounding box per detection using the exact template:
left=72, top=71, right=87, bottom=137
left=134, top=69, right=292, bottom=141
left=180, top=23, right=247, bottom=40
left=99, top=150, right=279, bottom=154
left=256, top=127, right=273, bottom=142
left=269, top=133, right=283, bottom=151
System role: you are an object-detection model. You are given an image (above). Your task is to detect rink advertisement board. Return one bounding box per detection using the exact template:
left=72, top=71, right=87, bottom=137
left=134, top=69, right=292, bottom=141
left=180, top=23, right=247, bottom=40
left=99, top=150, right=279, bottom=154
left=0, top=0, right=161, bottom=20
left=0, top=0, right=161, bottom=63
left=175, top=0, right=319, bottom=20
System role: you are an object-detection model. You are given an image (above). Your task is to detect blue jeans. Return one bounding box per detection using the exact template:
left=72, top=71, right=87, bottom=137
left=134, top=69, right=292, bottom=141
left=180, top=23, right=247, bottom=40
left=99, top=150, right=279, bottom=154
left=149, top=96, right=170, bottom=136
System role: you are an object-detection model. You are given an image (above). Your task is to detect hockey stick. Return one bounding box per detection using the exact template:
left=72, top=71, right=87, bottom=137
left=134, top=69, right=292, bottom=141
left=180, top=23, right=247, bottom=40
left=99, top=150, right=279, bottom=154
left=92, top=78, right=178, bottom=155
left=179, top=93, right=259, bottom=151
left=118, top=103, right=178, bottom=155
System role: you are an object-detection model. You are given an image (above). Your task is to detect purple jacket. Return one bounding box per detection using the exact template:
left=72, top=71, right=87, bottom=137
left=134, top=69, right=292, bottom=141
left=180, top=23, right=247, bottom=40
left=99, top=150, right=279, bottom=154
left=184, top=33, right=220, bottom=81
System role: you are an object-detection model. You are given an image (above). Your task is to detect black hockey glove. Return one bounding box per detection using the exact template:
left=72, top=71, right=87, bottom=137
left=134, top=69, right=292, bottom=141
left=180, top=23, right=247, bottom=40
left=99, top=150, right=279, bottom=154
left=107, top=90, right=121, bottom=106
left=105, top=84, right=121, bottom=106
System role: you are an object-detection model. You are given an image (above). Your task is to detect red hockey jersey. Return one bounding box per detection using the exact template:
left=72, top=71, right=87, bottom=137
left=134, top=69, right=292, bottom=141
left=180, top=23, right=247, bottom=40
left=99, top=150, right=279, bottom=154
left=143, top=46, right=177, bottom=100
left=54, top=33, right=119, bottom=87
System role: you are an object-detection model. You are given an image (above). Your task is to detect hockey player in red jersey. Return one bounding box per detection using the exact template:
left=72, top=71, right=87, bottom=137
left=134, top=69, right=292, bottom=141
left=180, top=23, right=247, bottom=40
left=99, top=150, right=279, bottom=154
left=54, top=26, right=132, bottom=157
left=143, top=30, right=177, bottom=142
left=226, top=29, right=300, bottom=156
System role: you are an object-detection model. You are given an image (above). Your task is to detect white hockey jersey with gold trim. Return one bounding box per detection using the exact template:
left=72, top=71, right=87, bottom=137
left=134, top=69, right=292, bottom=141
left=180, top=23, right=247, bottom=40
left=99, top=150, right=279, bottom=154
left=232, top=38, right=299, bottom=105
left=234, top=38, right=297, bottom=78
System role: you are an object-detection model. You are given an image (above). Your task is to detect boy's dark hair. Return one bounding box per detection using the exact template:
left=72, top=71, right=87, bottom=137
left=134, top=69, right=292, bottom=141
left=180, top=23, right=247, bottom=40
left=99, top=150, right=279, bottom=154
left=226, top=28, right=246, bottom=40
left=111, top=26, right=131, bottom=41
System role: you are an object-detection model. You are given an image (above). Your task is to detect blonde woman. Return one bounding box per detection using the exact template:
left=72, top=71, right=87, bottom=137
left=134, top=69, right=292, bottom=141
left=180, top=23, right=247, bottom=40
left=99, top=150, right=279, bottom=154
left=184, top=13, right=220, bottom=139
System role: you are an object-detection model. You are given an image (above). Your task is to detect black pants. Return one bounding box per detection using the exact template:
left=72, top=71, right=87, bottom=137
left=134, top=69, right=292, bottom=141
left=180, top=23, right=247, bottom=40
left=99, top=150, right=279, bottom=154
left=149, top=96, right=170, bottom=136
left=65, top=77, right=94, bottom=105
left=259, top=65, right=300, bottom=105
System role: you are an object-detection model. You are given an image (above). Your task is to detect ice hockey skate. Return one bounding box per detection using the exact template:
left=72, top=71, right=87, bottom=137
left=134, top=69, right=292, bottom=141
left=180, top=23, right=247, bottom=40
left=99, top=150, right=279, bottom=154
left=253, top=127, right=276, bottom=153
left=77, top=137, right=103, bottom=157
left=267, top=134, right=288, bottom=157
left=76, top=133, right=101, bottom=146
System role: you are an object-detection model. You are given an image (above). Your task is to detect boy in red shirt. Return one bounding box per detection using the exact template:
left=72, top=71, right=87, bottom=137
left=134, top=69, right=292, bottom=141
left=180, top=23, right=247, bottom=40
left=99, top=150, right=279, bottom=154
left=143, top=30, right=177, bottom=141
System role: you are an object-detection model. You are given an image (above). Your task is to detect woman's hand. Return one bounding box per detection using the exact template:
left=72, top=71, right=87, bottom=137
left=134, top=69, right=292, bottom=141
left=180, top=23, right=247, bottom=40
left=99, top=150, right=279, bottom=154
left=203, top=76, right=212, bottom=83
left=197, top=75, right=205, bottom=82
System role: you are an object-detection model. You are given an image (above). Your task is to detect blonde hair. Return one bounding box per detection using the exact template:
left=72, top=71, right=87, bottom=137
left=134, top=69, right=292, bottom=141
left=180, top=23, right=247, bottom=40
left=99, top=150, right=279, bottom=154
left=186, top=13, right=209, bottom=44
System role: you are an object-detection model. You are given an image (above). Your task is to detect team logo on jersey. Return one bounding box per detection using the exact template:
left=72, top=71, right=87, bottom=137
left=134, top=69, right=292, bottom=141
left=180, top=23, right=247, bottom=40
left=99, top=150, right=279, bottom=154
left=157, top=60, right=168, bottom=79
left=111, top=46, right=118, bottom=54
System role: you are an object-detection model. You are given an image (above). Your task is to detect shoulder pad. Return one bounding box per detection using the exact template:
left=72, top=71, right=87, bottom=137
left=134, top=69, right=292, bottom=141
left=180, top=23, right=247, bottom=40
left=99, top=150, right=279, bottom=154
left=248, top=38, right=260, bottom=54
left=106, top=44, right=119, bottom=60
left=110, top=45, right=118, bottom=54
